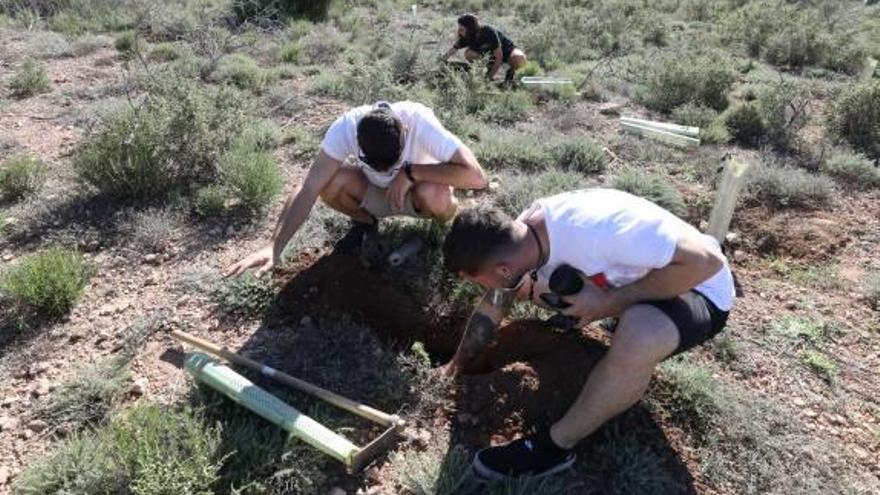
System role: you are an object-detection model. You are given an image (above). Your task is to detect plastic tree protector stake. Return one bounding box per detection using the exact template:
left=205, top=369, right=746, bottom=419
left=184, top=352, right=359, bottom=465
left=707, top=159, right=750, bottom=243
left=388, top=237, right=424, bottom=267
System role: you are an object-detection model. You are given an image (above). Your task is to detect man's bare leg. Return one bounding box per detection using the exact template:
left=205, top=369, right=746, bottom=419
left=412, top=182, right=458, bottom=223
left=464, top=48, right=481, bottom=62
left=549, top=304, right=680, bottom=448
left=319, top=167, right=374, bottom=224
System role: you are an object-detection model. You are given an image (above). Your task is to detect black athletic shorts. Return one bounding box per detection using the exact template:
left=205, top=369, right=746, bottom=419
left=641, top=291, right=729, bottom=355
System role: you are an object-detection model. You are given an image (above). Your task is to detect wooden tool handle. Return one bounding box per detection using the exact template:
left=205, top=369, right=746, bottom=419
left=171, top=330, right=402, bottom=427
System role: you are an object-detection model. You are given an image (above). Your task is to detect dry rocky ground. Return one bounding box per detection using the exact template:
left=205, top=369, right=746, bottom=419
left=1, top=8, right=879, bottom=495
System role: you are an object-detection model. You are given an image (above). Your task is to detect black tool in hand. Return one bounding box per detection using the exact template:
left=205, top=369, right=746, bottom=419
left=539, top=264, right=584, bottom=309
left=540, top=264, right=584, bottom=329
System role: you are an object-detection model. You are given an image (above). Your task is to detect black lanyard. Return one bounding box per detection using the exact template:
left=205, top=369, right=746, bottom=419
left=526, top=223, right=545, bottom=303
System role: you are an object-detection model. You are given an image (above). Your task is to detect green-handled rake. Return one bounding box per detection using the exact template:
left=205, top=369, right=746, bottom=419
left=172, top=330, right=405, bottom=473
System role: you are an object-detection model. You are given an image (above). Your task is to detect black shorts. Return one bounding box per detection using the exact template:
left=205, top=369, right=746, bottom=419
left=641, top=291, right=729, bottom=355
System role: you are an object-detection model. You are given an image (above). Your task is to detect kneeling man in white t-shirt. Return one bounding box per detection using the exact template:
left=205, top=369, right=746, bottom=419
left=226, top=101, right=486, bottom=277
left=441, top=188, right=735, bottom=480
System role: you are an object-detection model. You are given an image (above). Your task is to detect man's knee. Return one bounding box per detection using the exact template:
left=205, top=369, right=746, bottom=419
left=320, top=168, right=365, bottom=204
left=609, top=305, right=680, bottom=366
left=510, top=54, right=526, bottom=69
left=413, top=183, right=456, bottom=221
left=464, top=49, right=481, bottom=62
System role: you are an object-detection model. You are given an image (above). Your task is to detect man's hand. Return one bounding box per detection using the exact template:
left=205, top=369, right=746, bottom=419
left=224, top=245, right=276, bottom=278
left=439, top=359, right=461, bottom=378
left=386, top=170, right=413, bottom=212
left=560, top=277, right=620, bottom=326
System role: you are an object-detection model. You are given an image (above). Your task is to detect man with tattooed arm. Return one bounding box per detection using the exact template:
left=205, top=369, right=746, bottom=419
left=441, top=188, right=735, bottom=481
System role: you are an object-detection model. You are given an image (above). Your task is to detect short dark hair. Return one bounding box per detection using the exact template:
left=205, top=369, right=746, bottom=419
left=443, top=205, right=516, bottom=275
left=357, top=108, right=402, bottom=171
left=457, top=13, right=479, bottom=39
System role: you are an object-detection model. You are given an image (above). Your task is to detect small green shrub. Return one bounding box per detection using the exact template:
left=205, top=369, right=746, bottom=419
left=723, top=80, right=811, bottom=149
left=309, top=56, right=406, bottom=104
left=70, top=35, right=109, bottom=57
left=114, top=30, right=137, bottom=58
left=789, top=264, right=845, bottom=291
left=744, top=162, right=834, bottom=210
left=495, top=170, right=590, bottom=216
left=73, top=78, right=252, bottom=200
left=763, top=26, right=828, bottom=69
left=297, top=23, right=346, bottom=65
left=283, top=126, right=321, bottom=158
left=1, top=247, right=88, bottom=318
left=147, top=42, right=180, bottom=62
left=308, top=69, right=347, bottom=98
left=723, top=103, right=765, bottom=147
left=387, top=443, right=471, bottom=495
left=518, top=60, right=543, bottom=77
left=771, top=316, right=833, bottom=344
left=215, top=54, right=275, bottom=93
left=801, top=350, right=837, bottom=384
left=672, top=103, right=719, bottom=128
left=612, top=169, right=686, bottom=217
left=823, top=34, right=869, bottom=75
left=194, top=185, right=227, bottom=217
left=758, top=80, right=811, bottom=150
left=476, top=130, right=607, bottom=173
left=238, top=120, right=282, bottom=151
left=73, top=105, right=163, bottom=199
left=215, top=272, right=275, bottom=317
left=389, top=43, right=430, bottom=84
left=15, top=405, right=222, bottom=495
left=36, top=357, right=130, bottom=433
left=640, top=51, right=736, bottom=113
left=700, top=118, right=732, bottom=145
left=263, top=86, right=305, bottom=117
left=24, top=31, right=73, bottom=58
left=129, top=208, right=180, bottom=253
left=278, top=41, right=301, bottom=63
left=660, top=358, right=726, bottom=424
left=479, top=90, right=532, bottom=125
left=473, top=130, right=550, bottom=170
left=822, top=149, right=880, bottom=188
left=8, top=59, right=51, bottom=98
left=722, top=2, right=829, bottom=68
left=711, top=333, right=738, bottom=363
left=551, top=138, right=608, bottom=174
left=581, top=421, right=681, bottom=494
left=219, top=143, right=282, bottom=210
left=0, top=154, right=46, bottom=201
left=15, top=430, right=126, bottom=494
left=827, top=81, right=880, bottom=159
left=233, top=0, right=332, bottom=22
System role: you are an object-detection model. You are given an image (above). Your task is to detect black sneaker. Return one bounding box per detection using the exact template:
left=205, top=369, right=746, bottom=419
left=472, top=429, right=575, bottom=481
left=503, top=67, right=518, bottom=89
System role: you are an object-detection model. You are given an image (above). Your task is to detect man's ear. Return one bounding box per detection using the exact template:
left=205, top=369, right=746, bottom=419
left=496, top=262, right=513, bottom=282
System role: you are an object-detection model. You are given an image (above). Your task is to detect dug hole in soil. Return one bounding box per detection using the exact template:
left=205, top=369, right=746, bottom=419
left=269, top=251, right=604, bottom=438
left=249, top=248, right=695, bottom=491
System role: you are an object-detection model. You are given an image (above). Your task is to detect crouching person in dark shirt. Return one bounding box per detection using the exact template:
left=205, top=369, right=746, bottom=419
left=443, top=13, right=527, bottom=84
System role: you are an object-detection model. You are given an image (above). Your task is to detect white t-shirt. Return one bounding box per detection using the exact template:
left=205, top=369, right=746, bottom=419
left=320, top=101, right=463, bottom=188
left=521, top=189, right=735, bottom=311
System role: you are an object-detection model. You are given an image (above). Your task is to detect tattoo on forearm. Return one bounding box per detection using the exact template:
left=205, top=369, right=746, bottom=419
left=456, top=313, right=497, bottom=363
